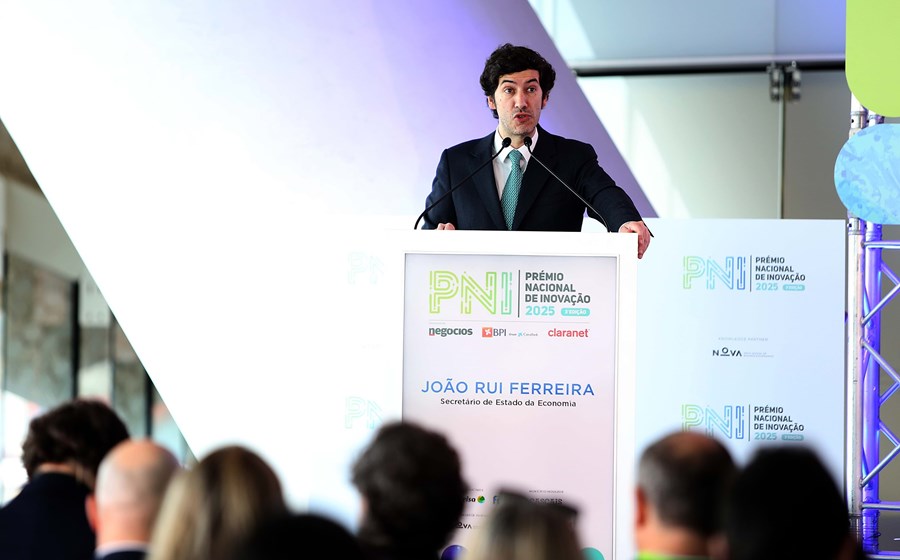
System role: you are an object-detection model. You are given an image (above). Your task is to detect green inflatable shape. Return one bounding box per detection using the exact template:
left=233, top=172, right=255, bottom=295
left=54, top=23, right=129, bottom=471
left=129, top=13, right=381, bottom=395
left=846, top=0, right=900, bottom=117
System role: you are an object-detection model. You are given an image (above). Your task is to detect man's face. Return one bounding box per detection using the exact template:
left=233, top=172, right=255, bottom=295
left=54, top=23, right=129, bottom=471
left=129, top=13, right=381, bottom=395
left=487, top=69, right=547, bottom=145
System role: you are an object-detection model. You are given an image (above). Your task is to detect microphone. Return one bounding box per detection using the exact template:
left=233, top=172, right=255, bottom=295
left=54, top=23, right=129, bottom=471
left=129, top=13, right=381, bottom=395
left=414, top=137, right=512, bottom=230
left=522, top=136, right=610, bottom=232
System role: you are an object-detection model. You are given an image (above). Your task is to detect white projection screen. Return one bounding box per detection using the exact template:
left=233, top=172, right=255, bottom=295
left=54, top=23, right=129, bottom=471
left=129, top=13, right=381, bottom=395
left=0, top=0, right=654, bottom=530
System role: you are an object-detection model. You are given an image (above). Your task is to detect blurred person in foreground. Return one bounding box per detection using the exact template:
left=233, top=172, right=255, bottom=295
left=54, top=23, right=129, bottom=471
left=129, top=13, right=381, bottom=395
left=232, top=512, right=365, bottom=560
left=463, top=489, right=583, bottom=560
left=634, top=431, right=736, bottom=560
left=87, top=439, right=180, bottom=560
left=717, top=445, right=863, bottom=560
left=351, top=421, right=468, bottom=560
left=0, top=398, right=130, bottom=560
left=148, top=445, right=288, bottom=560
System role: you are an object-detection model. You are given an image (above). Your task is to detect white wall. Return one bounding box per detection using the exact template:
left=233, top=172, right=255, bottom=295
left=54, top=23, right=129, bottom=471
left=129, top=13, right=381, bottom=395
left=579, top=73, right=782, bottom=218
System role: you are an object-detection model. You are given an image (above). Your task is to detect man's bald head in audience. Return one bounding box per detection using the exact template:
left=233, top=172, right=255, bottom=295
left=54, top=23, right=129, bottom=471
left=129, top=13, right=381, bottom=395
left=88, top=439, right=180, bottom=544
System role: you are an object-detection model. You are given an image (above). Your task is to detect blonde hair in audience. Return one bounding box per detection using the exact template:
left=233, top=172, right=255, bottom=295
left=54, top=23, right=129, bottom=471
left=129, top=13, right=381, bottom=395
left=148, top=445, right=287, bottom=560
left=463, top=494, right=583, bottom=560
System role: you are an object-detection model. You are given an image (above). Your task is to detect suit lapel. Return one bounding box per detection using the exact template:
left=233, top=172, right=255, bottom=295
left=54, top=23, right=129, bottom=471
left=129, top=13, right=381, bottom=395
left=512, top=127, right=556, bottom=230
left=470, top=133, right=507, bottom=230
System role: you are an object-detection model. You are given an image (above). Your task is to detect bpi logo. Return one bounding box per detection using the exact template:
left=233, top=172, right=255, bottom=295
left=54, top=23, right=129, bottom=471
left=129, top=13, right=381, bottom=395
left=682, top=404, right=747, bottom=440
left=482, top=327, right=506, bottom=337
left=430, top=271, right=513, bottom=315
left=683, top=256, right=748, bottom=290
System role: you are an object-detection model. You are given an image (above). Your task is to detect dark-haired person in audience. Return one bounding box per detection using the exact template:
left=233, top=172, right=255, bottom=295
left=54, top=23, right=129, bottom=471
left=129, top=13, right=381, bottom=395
left=463, top=489, right=583, bottom=560
left=0, top=398, right=130, bottom=560
left=351, top=421, right=468, bottom=560
left=87, top=439, right=180, bottom=560
left=148, top=445, right=288, bottom=560
left=717, top=445, right=863, bottom=560
left=634, top=431, right=736, bottom=560
left=232, top=512, right=365, bottom=560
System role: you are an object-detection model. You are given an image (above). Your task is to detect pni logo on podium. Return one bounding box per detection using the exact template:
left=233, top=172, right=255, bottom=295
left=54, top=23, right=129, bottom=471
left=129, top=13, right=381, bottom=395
left=682, top=256, right=748, bottom=290
left=429, top=270, right=514, bottom=315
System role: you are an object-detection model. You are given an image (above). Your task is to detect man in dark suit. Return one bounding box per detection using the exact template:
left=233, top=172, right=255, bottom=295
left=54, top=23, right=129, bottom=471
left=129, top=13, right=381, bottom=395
left=422, top=43, right=651, bottom=258
left=0, top=399, right=130, bottom=560
left=86, top=439, right=180, bottom=560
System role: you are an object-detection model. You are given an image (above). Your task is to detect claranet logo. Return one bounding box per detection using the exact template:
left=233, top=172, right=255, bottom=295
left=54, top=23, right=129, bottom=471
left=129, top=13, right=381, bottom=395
left=430, top=270, right=514, bottom=315
left=683, top=256, right=747, bottom=290
left=429, top=327, right=474, bottom=337
left=548, top=328, right=589, bottom=338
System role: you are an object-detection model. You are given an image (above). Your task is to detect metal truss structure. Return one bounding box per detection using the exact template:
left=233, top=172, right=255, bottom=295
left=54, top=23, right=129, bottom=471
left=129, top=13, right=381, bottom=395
left=846, top=97, right=900, bottom=558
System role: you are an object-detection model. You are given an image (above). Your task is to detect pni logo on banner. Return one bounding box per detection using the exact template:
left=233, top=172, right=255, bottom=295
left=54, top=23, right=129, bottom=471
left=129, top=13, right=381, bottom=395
left=345, top=397, right=382, bottom=430
left=683, top=256, right=748, bottom=290
left=430, top=271, right=514, bottom=315
left=682, top=404, right=747, bottom=440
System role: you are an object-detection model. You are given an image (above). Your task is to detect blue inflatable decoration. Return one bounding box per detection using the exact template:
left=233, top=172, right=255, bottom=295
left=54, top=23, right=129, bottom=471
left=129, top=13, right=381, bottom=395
left=835, top=123, right=900, bottom=224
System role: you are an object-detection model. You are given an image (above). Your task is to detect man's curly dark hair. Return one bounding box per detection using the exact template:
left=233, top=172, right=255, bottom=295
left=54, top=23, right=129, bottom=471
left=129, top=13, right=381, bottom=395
left=479, top=43, right=556, bottom=118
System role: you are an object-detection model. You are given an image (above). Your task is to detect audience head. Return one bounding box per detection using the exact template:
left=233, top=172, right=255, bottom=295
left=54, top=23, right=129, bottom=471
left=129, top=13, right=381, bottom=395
left=722, top=445, right=854, bottom=560
left=463, top=490, right=582, bottom=560
left=232, top=512, right=365, bottom=560
left=635, top=430, right=736, bottom=556
left=22, top=398, right=130, bottom=489
left=148, top=445, right=287, bottom=560
left=86, top=439, right=180, bottom=546
left=351, top=420, right=467, bottom=556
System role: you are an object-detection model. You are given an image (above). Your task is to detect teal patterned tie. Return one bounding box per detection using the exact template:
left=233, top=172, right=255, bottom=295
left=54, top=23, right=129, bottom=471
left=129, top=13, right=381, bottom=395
left=501, top=149, right=522, bottom=230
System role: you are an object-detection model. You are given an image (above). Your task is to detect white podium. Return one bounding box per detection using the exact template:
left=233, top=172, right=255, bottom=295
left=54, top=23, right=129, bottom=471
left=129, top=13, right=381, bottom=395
left=394, top=230, right=638, bottom=560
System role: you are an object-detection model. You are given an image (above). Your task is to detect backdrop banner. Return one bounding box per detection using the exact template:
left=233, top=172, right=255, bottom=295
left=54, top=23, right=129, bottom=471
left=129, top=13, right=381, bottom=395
left=634, top=218, right=847, bottom=481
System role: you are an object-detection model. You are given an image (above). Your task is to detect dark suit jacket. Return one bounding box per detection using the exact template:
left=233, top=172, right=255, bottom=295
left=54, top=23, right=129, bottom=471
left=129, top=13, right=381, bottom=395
left=97, top=549, right=147, bottom=560
left=0, top=472, right=95, bottom=560
left=423, top=126, right=642, bottom=232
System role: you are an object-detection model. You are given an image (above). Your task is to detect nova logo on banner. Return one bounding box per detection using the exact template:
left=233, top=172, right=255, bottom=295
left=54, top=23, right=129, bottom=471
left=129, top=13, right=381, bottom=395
left=682, top=404, right=748, bottom=440
left=429, top=271, right=514, bottom=314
